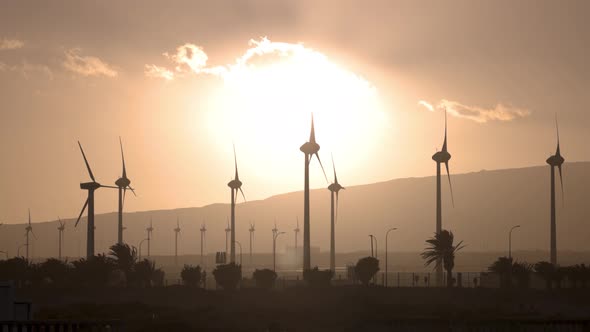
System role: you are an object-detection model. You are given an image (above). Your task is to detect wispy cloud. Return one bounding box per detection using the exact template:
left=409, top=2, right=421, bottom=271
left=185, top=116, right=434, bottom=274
left=0, top=61, right=53, bottom=80
left=62, top=49, right=117, bottom=77
left=0, top=38, right=24, bottom=50
left=144, top=64, right=174, bottom=81
left=418, top=99, right=531, bottom=123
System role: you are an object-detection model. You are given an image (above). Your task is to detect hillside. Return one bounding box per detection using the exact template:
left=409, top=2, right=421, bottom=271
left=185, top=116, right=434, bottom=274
left=1, top=162, right=589, bottom=264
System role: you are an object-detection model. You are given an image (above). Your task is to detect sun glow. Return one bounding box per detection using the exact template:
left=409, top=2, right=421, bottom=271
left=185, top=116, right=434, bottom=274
left=205, top=39, right=386, bottom=191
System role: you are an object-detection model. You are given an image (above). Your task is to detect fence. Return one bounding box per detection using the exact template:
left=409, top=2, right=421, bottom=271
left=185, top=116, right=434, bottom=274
left=0, top=320, right=123, bottom=332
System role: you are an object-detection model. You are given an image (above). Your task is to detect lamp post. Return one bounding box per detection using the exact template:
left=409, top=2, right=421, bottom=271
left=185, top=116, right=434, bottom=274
left=138, top=238, right=148, bottom=260
left=234, top=241, right=243, bottom=266
left=369, top=235, right=378, bottom=259
left=385, top=228, right=397, bottom=287
left=508, top=225, right=521, bottom=260
left=273, top=231, right=285, bottom=272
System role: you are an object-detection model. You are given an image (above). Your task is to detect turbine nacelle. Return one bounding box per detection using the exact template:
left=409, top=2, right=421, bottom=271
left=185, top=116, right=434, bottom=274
left=300, top=141, right=320, bottom=155
left=227, top=179, right=243, bottom=189
left=432, top=150, right=451, bottom=163
left=328, top=182, right=344, bottom=193
left=80, top=182, right=102, bottom=191
left=115, top=177, right=131, bottom=188
left=546, top=153, right=565, bottom=167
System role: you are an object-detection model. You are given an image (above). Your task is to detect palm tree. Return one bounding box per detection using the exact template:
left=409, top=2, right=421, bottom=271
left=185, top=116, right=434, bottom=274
left=488, top=256, right=514, bottom=288
left=512, top=261, right=533, bottom=289
left=109, top=243, right=138, bottom=275
left=133, top=259, right=158, bottom=287
left=421, top=230, right=465, bottom=288
left=534, top=261, right=556, bottom=289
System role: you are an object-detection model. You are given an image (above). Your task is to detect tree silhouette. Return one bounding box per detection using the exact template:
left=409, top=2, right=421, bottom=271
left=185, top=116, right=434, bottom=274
left=109, top=243, right=138, bottom=274
left=0, top=257, right=29, bottom=286
left=421, top=230, right=465, bottom=288
left=72, top=254, right=114, bottom=288
left=253, top=269, right=277, bottom=289
left=512, top=261, right=533, bottom=289
left=488, top=256, right=514, bottom=289
left=37, top=258, right=72, bottom=287
left=534, top=261, right=557, bottom=289
left=212, top=263, right=241, bottom=290
left=181, top=264, right=202, bottom=287
left=354, top=257, right=379, bottom=286
left=133, top=259, right=160, bottom=287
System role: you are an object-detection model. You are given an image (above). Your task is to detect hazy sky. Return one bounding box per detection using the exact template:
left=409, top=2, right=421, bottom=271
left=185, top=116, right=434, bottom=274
left=1, top=0, right=589, bottom=223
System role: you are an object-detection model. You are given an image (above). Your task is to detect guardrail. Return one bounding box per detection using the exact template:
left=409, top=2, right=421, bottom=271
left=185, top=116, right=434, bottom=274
left=0, top=320, right=123, bottom=332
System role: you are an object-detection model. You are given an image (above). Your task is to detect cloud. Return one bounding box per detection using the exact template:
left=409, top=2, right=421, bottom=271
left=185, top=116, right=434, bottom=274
left=144, top=64, right=174, bottom=81
left=0, top=61, right=53, bottom=80
left=144, top=37, right=317, bottom=80
left=419, top=99, right=531, bottom=123
left=62, top=49, right=117, bottom=77
left=0, top=38, right=24, bottom=50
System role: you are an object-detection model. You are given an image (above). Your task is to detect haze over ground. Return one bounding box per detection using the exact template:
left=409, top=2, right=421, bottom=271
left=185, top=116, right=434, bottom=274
left=1, top=162, right=588, bottom=259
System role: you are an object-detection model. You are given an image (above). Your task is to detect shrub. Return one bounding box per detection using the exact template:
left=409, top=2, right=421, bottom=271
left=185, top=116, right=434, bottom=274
left=253, top=269, right=277, bottom=289
left=181, top=265, right=202, bottom=287
left=303, top=267, right=333, bottom=288
left=355, top=256, right=380, bottom=286
left=213, top=263, right=241, bottom=290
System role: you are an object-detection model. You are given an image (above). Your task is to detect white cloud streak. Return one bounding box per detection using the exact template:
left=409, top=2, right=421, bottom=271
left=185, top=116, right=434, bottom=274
left=0, top=38, right=24, bottom=50
left=144, top=64, right=174, bottom=81
left=419, top=99, right=531, bottom=123
left=0, top=61, right=53, bottom=80
left=62, top=49, right=118, bottom=77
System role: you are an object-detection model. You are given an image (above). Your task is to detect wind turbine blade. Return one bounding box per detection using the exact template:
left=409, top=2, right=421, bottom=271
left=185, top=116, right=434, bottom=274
left=128, top=186, right=137, bottom=197
left=558, top=164, right=564, bottom=206
left=442, top=108, right=448, bottom=152
left=444, top=162, right=455, bottom=207
left=239, top=188, right=246, bottom=202
left=122, top=187, right=127, bottom=208
left=314, top=152, right=328, bottom=183
left=75, top=198, right=89, bottom=227
left=233, top=144, right=239, bottom=180
left=309, top=113, right=316, bottom=143
left=119, top=137, right=127, bottom=179
left=78, top=141, right=96, bottom=182
left=331, top=153, right=338, bottom=184
left=30, top=229, right=37, bottom=240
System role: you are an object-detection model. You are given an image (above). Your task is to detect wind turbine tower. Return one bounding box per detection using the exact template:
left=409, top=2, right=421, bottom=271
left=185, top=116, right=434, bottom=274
left=200, top=221, right=207, bottom=265
left=431, top=111, right=455, bottom=285
left=546, top=118, right=565, bottom=265
left=327, top=155, right=345, bottom=272
left=115, top=137, right=135, bottom=245
left=299, top=114, right=328, bottom=271
left=57, top=218, right=65, bottom=260
left=248, top=222, right=255, bottom=266
left=174, top=218, right=181, bottom=265
left=227, top=145, right=246, bottom=264
left=25, top=209, right=35, bottom=261
left=146, top=218, right=154, bottom=257
left=75, top=142, right=117, bottom=259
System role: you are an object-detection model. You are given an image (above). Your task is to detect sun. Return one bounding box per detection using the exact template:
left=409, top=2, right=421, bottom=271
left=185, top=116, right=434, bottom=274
left=205, top=39, right=386, bottom=192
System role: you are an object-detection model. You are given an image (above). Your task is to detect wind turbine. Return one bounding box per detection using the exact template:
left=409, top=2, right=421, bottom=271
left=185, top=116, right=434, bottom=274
left=431, top=110, right=454, bottom=285
left=224, top=218, right=231, bottom=259
left=328, top=155, right=345, bottom=272
left=75, top=141, right=117, bottom=259
left=146, top=218, right=154, bottom=257
left=294, top=217, right=300, bottom=258
left=248, top=222, right=255, bottom=267
left=174, top=218, right=181, bottom=265
left=57, top=218, right=65, bottom=260
left=24, top=209, right=36, bottom=261
left=299, top=114, right=328, bottom=271
left=227, top=145, right=246, bottom=264
left=200, top=221, right=207, bottom=265
left=546, top=118, right=565, bottom=265
left=115, top=137, right=136, bottom=245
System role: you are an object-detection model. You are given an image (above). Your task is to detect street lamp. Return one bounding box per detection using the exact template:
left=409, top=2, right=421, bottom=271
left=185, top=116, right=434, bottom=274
left=508, top=225, right=521, bottom=260
left=369, top=235, right=378, bottom=259
left=385, top=228, right=397, bottom=287
left=234, top=241, right=243, bottom=266
left=273, top=231, right=285, bottom=272
left=138, top=238, right=149, bottom=260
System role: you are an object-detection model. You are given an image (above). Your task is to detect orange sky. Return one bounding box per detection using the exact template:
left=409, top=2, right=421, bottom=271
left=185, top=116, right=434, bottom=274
left=0, top=0, right=589, bottom=223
